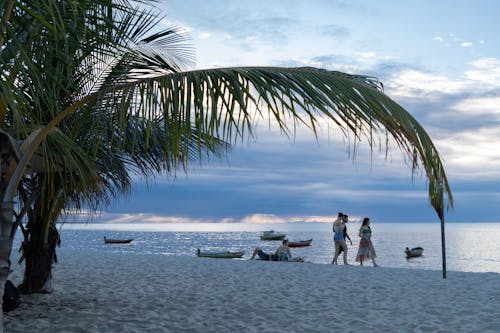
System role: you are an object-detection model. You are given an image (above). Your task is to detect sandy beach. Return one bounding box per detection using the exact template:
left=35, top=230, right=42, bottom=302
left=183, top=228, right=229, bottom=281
left=4, top=249, right=500, bottom=332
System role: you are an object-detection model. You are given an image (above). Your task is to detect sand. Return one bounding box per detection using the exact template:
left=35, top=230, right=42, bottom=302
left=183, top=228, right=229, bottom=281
left=4, top=249, right=500, bottom=332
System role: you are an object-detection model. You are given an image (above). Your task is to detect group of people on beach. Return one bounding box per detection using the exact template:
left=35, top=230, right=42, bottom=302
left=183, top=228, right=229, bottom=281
left=249, top=211, right=378, bottom=266
left=332, top=212, right=378, bottom=267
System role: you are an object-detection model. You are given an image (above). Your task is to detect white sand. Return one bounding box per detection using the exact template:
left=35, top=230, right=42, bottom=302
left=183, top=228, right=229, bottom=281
left=4, top=249, right=500, bottom=333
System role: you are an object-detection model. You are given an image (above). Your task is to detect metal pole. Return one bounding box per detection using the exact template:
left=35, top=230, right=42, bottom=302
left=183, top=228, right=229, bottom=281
left=441, top=214, right=447, bottom=279
left=439, top=185, right=447, bottom=279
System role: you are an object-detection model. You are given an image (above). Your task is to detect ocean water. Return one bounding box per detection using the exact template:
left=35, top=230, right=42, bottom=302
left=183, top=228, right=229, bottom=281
left=18, top=222, right=500, bottom=274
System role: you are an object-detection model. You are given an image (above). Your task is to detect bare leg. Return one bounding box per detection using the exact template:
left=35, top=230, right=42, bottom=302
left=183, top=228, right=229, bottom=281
left=342, top=243, right=348, bottom=265
left=250, top=247, right=260, bottom=260
left=372, top=258, right=378, bottom=267
left=331, top=242, right=340, bottom=264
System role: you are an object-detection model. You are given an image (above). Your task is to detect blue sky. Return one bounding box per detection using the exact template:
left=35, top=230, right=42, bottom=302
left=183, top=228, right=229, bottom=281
left=97, top=0, right=500, bottom=223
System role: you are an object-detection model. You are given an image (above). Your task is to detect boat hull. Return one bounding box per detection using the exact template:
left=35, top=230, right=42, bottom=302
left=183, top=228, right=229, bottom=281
left=260, top=235, right=286, bottom=240
left=288, top=239, right=312, bottom=247
left=104, top=238, right=133, bottom=244
left=197, top=251, right=245, bottom=259
left=260, top=231, right=286, bottom=240
left=405, top=247, right=423, bottom=258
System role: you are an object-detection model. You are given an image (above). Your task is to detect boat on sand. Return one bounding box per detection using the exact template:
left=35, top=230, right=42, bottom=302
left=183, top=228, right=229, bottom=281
left=405, top=246, right=424, bottom=258
left=288, top=239, right=312, bottom=248
left=260, top=230, right=286, bottom=240
left=196, top=249, right=245, bottom=259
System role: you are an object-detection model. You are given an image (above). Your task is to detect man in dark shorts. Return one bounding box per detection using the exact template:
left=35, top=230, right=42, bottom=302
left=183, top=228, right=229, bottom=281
left=338, top=219, right=352, bottom=255
left=250, top=239, right=291, bottom=261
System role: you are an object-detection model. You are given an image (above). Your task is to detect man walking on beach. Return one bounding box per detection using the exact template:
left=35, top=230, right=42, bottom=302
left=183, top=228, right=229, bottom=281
left=332, top=212, right=349, bottom=265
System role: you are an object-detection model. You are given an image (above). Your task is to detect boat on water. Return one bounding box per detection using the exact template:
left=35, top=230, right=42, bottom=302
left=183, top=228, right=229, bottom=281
left=104, top=237, right=133, bottom=244
left=196, top=249, right=245, bottom=259
left=405, top=246, right=424, bottom=258
left=260, top=230, right=286, bottom=241
left=288, top=239, right=312, bottom=248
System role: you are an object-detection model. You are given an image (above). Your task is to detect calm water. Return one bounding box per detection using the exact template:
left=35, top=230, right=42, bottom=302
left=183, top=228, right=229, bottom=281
left=19, top=222, right=500, bottom=274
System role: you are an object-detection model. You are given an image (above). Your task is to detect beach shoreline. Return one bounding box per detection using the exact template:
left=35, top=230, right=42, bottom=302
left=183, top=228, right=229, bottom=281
left=4, top=249, right=500, bottom=332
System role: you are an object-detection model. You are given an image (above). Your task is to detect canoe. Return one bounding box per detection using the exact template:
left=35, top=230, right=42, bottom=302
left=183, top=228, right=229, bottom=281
left=196, top=249, right=245, bottom=259
left=405, top=246, right=424, bottom=258
left=260, top=230, right=286, bottom=241
left=104, top=237, right=133, bottom=244
left=288, top=239, right=312, bottom=248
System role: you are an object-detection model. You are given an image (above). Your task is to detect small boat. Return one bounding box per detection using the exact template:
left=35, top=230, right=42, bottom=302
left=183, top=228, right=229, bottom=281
left=104, top=237, right=133, bottom=244
left=405, top=246, right=424, bottom=258
left=196, top=249, right=245, bottom=259
left=288, top=239, right=312, bottom=248
left=260, top=230, right=286, bottom=240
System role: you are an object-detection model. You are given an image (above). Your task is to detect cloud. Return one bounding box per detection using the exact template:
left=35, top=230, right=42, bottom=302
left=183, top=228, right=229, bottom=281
left=431, top=33, right=483, bottom=51
left=385, top=69, right=468, bottom=98
left=198, top=32, right=212, bottom=40
left=435, top=126, right=500, bottom=180
left=470, top=58, right=500, bottom=69
left=452, top=96, right=500, bottom=117
left=348, top=55, right=500, bottom=184
left=464, top=57, right=500, bottom=87
left=377, top=56, right=500, bottom=100
left=70, top=211, right=360, bottom=224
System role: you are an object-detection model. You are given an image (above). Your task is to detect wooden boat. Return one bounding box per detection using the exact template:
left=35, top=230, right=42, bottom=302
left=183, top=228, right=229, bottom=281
left=288, top=239, right=312, bottom=248
left=260, top=230, right=286, bottom=240
left=405, top=246, right=424, bottom=258
left=104, top=237, right=133, bottom=244
left=196, top=249, right=245, bottom=259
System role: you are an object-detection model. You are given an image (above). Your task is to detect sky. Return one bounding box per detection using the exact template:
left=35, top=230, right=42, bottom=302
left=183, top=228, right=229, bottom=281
left=95, top=0, right=500, bottom=223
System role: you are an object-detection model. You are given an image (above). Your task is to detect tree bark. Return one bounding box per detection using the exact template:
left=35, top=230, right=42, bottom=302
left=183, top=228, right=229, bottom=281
left=18, top=223, right=59, bottom=294
left=0, top=202, right=15, bottom=333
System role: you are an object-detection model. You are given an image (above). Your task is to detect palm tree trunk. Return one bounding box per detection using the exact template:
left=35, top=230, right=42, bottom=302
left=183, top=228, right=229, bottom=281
left=18, top=242, right=55, bottom=294
left=18, top=213, right=60, bottom=294
left=0, top=201, right=15, bottom=333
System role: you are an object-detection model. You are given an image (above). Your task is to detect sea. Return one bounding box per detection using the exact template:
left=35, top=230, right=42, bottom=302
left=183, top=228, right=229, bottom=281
left=15, top=222, right=500, bottom=274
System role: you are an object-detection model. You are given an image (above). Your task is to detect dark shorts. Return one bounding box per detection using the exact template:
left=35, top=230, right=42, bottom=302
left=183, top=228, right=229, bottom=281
left=257, top=249, right=279, bottom=261
left=257, top=249, right=272, bottom=261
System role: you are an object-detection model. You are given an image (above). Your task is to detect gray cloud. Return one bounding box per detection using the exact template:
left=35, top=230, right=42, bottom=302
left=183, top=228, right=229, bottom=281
left=110, top=1, right=500, bottom=223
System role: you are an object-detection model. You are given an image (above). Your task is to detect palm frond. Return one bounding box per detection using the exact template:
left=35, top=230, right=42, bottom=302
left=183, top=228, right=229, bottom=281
left=102, top=66, right=452, bottom=211
left=1, top=0, right=452, bottom=225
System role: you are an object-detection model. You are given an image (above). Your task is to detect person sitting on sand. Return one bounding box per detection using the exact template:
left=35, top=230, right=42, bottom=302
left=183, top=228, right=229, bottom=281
left=250, top=239, right=292, bottom=261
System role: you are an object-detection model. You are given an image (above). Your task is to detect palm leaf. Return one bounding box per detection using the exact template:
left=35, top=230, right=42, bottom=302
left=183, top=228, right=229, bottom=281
left=100, top=66, right=452, bottom=211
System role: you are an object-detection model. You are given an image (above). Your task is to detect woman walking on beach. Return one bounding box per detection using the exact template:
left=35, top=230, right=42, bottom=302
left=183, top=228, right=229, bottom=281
left=355, top=217, right=379, bottom=267
left=331, top=213, right=349, bottom=265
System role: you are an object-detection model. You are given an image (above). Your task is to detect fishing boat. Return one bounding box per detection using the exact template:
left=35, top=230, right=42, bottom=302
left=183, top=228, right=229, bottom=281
left=196, top=249, right=245, bottom=259
left=288, top=239, right=312, bottom=248
left=405, top=246, right=424, bottom=258
left=260, top=230, right=286, bottom=241
left=104, top=237, right=133, bottom=244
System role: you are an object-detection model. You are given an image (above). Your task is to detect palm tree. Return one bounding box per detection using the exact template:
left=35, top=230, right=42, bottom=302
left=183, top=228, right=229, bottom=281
left=15, top=115, right=226, bottom=293
left=2, top=0, right=227, bottom=294
left=0, top=0, right=452, bottom=323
